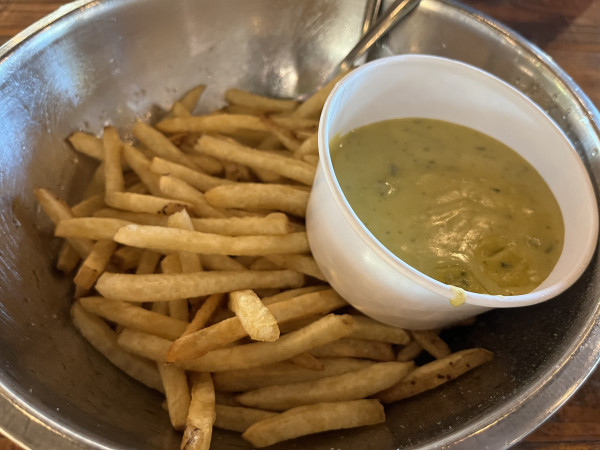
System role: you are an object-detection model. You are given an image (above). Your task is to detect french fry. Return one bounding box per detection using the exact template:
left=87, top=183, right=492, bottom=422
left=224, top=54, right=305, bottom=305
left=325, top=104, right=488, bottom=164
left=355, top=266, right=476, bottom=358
left=225, top=88, right=298, bottom=113
left=295, top=132, right=318, bottom=159
left=287, top=352, right=324, bottom=371
left=180, top=372, right=215, bottom=450
left=121, top=143, right=163, bottom=196
left=55, top=241, right=81, bottom=274
left=79, top=296, right=187, bottom=340
left=167, top=289, right=346, bottom=362
left=150, top=157, right=233, bottom=192
left=270, top=116, right=318, bottom=132
left=55, top=217, right=131, bottom=241
left=110, top=245, right=144, bottom=272
left=348, top=315, right=411, bottom=345
left=188, top=154, right=224, bottom=176
left=156, top=114, right=267, bottom=134
left=71, top=302, right=163, bottom=392
left=396, top=340, right=423, bottom=362
left=82, top=163, right=106, bottom=198
left=214, top=404, right=276, bottom=433
left=103, top=126, right=124, bottom=193
left=158, top=362, right=191, bottom=431
left=236, top=361, right=413, bottom=411
left=68, top=132, right=104, bottom=161
left=410, top=329, right=451, bottom=359
left=205, top=183, right=309, bottom=217
left=260, top=117, right=301, bottom=152
left=177, top=84, right=206, bottom=114
left=378, top=348, right=494, bottom=403
left=117, top=328, right=171, bottom=362
left=228, top=290, right=279, bottom=342
left=96, top=270, right=304, bottom=302
left=242, top=399, right=385, bottom=448
left=160, top=253, right=189, bottom=322
left=105, top=191, right=192, bottom=215
left=168, top=210, right=203, bottom=272
left=94, top=208, right=168, bottom=226
left=310, top=337, right=395, bottom=361
left=177, top=314, right=354, bottom=372
left=292, top=71, right=347, bottom=119
left=133, top=122, right=199, bottom=169
left=135, top=249, right=162, bottom=274
left=158, top=175, right=225, bottom=218
left=171, top=102, right=193, bottom=118
left=182, top=293, right=225, bottom=337
left=195, top=135, right=315, bottom=186
left=113, top=225, right=310, bottom=256
left=213, top=357, right=375, bottom=392
left=191, top=213, right=292, bottom=236
left=261, top=285, right=328, bottom=306
left=264, top=253, right=325, bottom=280
left=71, top=194, right=106, bottom=217
left=201, top=255, right=247, bottom=271
left=73, top=240, right=118, bottom=290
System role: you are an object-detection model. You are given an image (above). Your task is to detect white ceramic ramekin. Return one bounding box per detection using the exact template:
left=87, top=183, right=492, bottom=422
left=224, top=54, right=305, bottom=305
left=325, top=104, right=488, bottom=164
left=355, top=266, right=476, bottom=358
left=306, top=54, right=599, bottom=329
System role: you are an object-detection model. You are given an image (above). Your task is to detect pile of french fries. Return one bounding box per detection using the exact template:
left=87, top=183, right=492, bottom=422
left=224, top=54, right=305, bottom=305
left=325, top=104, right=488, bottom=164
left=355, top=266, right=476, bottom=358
left=35, top=78, right=493, bottom=449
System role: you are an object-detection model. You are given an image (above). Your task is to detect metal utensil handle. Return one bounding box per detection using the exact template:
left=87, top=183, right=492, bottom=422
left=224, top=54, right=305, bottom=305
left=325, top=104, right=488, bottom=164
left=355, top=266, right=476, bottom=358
left=339, top=0, right=421, bottom=72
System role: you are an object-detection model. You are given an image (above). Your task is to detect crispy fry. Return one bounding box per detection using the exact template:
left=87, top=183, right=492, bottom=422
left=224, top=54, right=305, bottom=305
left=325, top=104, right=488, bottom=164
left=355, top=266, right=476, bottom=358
left=236, top=361, right=413, bottom=411
left=133, top=122, right=199, bottom=169
left=68, top=132, right=104, bottom=161
left=225, top=88, right=298, bottom=113
left=182, top=293, right=225, bottom=337
left=396, top=340, right=423, bottom=362
left=261, top=285, right=328, bottom=306
left=105, top=191, right=192, bottom=215
left=201, top=254, right=247, bottom=271
left=94, top=208, right=168, bottom=226
left=287, top=352, right=324, bottom=370
left=264, top=253, right=325, bottom=280
left=181, top=372, right=215, bottom=450
left=178, top=314, right=354, bottom=372
left=111, top=245, right=144, bottom=272
left=168, top=210, right=203, bottom=272
left=121, top=143, right=163, bottom=196
left=158, top=362, right=191, bottom=431
left=378, top=348, right=494, bottom=403
left=158, top=175, right=225, bottom=218
left=117, top=328, right=172, bottom=362
left=191, top=213, right=292, bottom=236
left=96, top=270, right=304, bottom=302
left=103, top=126, right=124, bottom=193
left=292, top=71, right=347, bottom=119
left=410, top=329, right=451, bottom=359
left=55, top=241, right=80, bottom=274
left=214, top=405, right=276, bottom=433
left=71, top=194, right=106, bottom=217
left=73, top=240, right=118, bottom=290
left=260, top=117, right=301, bottom=152
left=80, top=296, right=187, bottom=340
left=135, top=249, right=162, bottom=274
left=55, top=217, right=131, bottom=241
left=167, top=289, right=346, bottom=362
left=71, top=302, right=163, bottom=392
left=310, top=337, right=395, bottom=361
left=195, top=135, right=315, bottom=185
left=156, top=114, right=267, bottom=134
left=229, top=290, right=279, bottom=342
left=348, top=315, right=411, bottom=345
left=242, top=399, right=385, bottom=448
left=113, top=224, right=310, bottom=256
left=205, top=183, right=309, bottom=217
left=213, top=357, right=374, bottom=392
left=178, top=84, right=206, bottom=114
left=160, top=253, right=189, bottom=323
left=150, top=157, right=233, bottom=192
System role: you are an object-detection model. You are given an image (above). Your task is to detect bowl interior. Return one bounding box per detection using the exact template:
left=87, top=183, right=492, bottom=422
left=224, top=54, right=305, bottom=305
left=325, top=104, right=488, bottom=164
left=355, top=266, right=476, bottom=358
left=320, top=54, right=599, bottom=308
left=1, top=1, right=600, bottom=449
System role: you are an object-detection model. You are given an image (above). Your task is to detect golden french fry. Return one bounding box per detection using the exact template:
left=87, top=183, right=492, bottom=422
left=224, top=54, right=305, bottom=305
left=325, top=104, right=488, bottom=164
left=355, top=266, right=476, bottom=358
left=150, top=157, right=233, bottom=192
left=68, top=132, right=104, bottom=161
left=188, top=154, right=224, bottom=176
left=160, top=253, right=189, bottom=323
left=82, top=163, right=106, bottom=198
left=158, top=175, right=225, bottom=218
left=113, top=224, right=310, bottom=256
left=348, top=315, right=411, bottom=345
left=236, top=361, right=413, bottom=411
left=94, top=208, right=168, bottom=226
left=103, top=126, right=124, bottom=193
left=167, top=289, right=346, bottom=362
left=158, top=362, right=191, bottom=431
left=378, top=348, right=494, bottom=403
left=71, top=194, right=106, bottom=217
left=135, top=249, right=162, bottom=274
left=121, top=143, right=163, bottom=196
left=156, top=114, right=267, bottom=134
left=180, top=372, right=215, bottom=450
left=110, top=246, right=144, bottom=272
left=261, top=285, right=328, bottom=306
left=33, top=188, right=93, bottom=258
left=270, top=116, right=318, bottom=132
left=55, top=217, right=131, bottom=241
left=410, top=329, right=451, bottom=359
left=214, top=405, right=276, bottom=433
left=205, top=183, right=309, bottom=217
left=201, top=255, right=247, bottom=271
left=292, top=71, right=348, bottom=119
left=195, top=135, right=315, bottom=186
left=177, top=314, right=354, bottom=372
left=295, top=132, right=318, bottom=158
left=96, top=270, right=304, bottom=302
left=191, top=213, right=292, bottom=236
left=242, top=399, right=385, bottom=448
left=79, top=296, right=187, bottom=340
left=182, top=293, right=225, bottom=337
left=71, top=302, right=163, bottom=392
left=105, top=191, right=192, bottom=215
left=55, top=241, right=81, bottom=274
left=287, top=352, right=324, bottom=371
left=177, top=84, right=206, bottom=113
left=264, top=254, right=325, bottom=280
left=171, top=102, right=192, bottom=118
left=213, top=357, right=374, bottom=392
left=310, top=337, right=395, bottom=361
left=229, top=290, right=279, bottom=342
left=260, top=117, right=301, bottom=152
left=168, top=209, right=203, bottom=272
left=225, top=88, right=298, bottom=113
left=133, top=122, right=199, bottom=169
left=116, top=328, right=171, bottom=362
left=396, top=340, right=423, bottom=362
left=74, top=240, right=118, bottom=290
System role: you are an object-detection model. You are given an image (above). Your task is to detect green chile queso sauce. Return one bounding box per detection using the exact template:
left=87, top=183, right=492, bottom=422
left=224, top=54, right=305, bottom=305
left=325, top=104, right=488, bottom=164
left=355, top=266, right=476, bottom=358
left=330, top=118, right=564, bottom=296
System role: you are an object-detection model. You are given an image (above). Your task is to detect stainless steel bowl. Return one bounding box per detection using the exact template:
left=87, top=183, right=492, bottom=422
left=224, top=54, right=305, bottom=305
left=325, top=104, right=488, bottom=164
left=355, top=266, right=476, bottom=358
left=1, top=0, right=599, bottom=449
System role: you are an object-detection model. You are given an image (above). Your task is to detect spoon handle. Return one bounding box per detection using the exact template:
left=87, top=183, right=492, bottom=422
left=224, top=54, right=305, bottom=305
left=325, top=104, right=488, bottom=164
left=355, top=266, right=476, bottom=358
left=339, top=0, right=421, bottom=73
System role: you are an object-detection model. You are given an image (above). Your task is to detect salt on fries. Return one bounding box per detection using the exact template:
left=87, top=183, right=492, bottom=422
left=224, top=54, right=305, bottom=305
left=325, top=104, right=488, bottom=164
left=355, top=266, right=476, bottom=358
left=37, top=82, right=493, bottom=449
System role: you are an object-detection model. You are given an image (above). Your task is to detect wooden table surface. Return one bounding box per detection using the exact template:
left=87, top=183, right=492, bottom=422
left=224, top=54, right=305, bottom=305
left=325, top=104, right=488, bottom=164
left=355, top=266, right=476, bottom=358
left=0, top=0, right=599, bottom=449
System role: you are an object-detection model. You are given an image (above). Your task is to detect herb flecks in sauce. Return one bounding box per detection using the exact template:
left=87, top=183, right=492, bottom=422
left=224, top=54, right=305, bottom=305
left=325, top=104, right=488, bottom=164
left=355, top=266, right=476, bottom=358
left=330, top=118, right=564, bottom=296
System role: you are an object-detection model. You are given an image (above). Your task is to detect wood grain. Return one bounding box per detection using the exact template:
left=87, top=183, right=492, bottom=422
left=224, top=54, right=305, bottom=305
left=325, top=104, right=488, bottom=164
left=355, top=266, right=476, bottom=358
left=1, top=0, right=599, bottom=449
